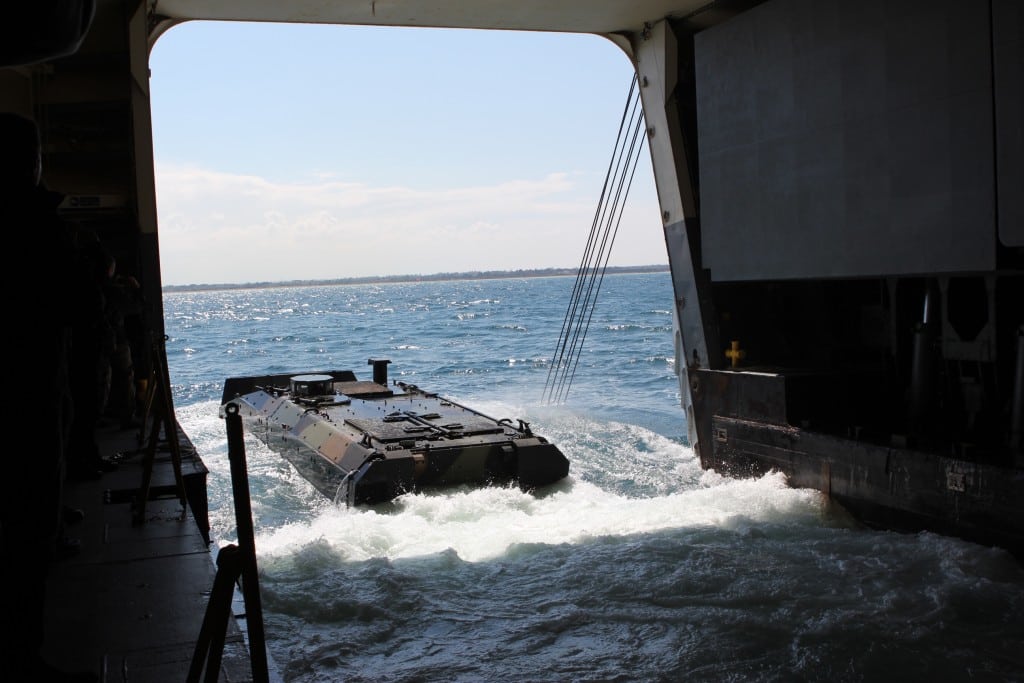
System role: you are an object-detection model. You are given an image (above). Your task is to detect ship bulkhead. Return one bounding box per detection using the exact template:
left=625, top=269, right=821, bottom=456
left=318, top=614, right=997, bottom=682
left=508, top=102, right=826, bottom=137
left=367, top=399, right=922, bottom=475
left=635, top=0, right=1024, bottom=559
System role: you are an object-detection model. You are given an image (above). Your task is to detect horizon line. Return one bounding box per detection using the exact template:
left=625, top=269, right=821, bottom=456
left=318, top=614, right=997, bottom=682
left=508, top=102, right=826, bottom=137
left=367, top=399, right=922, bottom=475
left=162, top=263, right=670, bottom=293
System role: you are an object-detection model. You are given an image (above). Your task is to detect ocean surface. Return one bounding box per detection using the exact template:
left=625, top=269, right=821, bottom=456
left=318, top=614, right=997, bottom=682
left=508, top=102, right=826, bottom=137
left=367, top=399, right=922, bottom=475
left=163, top=271, right=1024, bottom=683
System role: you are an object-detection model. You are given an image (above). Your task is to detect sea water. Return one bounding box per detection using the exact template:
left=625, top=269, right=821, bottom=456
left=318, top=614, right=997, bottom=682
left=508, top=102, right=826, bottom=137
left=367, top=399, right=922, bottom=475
left=164, top=272, right=1024, bottom=682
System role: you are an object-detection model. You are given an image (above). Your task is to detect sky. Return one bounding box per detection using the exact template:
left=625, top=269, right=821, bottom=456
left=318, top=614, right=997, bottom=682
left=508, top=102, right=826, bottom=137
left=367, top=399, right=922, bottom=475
left=149, top=21, right=666, bottom=287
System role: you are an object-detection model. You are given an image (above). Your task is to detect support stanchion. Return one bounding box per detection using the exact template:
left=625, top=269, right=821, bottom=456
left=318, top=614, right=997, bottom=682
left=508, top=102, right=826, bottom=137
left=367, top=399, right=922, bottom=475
left=188, top=403, right=269, bottom=683
left=134, top=336, right=187, bottom=524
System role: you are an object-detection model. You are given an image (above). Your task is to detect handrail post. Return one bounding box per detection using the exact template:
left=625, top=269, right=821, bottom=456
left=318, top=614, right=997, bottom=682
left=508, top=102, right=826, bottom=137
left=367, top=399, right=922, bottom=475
left=224, top=403, right=269, bottom=682
left=188, top=404, right=269, bottom=682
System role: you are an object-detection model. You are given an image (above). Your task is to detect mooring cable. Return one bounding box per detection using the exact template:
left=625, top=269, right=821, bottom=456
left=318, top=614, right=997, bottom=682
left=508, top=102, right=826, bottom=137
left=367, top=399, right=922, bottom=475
left=543, top=74, right=647, bottom=405
left=558, top=111, right=646, bottom=404
left=543, top=74, right=639, bottom=402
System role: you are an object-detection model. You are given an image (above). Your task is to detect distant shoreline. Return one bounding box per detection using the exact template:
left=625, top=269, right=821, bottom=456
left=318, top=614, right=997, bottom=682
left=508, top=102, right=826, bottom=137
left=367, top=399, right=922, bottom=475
left=162, top=264, right=670, bottom=293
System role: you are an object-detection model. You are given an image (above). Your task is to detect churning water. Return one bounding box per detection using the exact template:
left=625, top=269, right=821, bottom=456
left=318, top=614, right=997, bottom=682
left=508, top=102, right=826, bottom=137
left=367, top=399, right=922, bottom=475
left=164, top=272, right=1024, bottom=682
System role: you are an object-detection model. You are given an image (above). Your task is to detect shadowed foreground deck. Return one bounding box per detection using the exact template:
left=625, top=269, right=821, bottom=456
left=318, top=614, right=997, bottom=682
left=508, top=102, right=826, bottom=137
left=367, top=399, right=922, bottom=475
left=43, top=416, right=261, bottom=682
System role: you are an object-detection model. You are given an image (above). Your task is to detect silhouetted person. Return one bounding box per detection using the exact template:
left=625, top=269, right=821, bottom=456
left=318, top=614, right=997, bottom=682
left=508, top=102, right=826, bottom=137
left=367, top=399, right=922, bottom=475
left=0, top=111, right=98, bottom=683
left=103, top=269, right=145, bottom=429
left=66, top=228, right=119, bottom=480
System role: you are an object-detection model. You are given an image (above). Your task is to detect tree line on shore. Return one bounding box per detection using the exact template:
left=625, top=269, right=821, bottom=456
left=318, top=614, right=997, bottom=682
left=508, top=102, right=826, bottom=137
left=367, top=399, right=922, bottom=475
left=163, top=264, right=670, bottom=293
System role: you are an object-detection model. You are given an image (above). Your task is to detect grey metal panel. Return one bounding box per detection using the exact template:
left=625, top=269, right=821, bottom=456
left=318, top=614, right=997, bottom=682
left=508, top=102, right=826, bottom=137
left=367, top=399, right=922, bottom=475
left=994, top=0, right=1023, bottom=247
left=695, top=0, right=996, bottom=281
left=346, top=417, right=427, bottom=442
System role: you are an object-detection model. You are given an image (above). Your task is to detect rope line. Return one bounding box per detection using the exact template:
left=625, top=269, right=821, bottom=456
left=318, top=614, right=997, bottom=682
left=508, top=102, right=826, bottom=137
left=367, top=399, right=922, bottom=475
left=543, top=74, right=647, bottom=405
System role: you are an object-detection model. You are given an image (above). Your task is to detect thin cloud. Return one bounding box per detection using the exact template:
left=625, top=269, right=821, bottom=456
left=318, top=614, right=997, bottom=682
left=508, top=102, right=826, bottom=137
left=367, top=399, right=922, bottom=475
left=155, top=163, right=658, bottom=286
